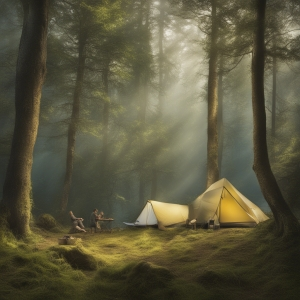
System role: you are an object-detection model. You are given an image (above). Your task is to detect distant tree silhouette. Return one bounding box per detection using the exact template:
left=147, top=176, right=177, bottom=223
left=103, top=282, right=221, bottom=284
left=60, top=1, right=89, bottom=214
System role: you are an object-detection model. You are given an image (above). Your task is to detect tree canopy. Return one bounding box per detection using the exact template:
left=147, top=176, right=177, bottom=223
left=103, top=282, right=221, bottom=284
left=1, top=0, right=300, bottom=237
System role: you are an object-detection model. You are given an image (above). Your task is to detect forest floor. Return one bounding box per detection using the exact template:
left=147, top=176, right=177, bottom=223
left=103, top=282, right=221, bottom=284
left=0, top=220, right=300, bottom=300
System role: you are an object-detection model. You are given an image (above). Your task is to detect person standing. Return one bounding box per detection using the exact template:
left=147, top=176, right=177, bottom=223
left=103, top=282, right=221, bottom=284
left=97, top=211, right=105, bottom=230
left=90, top=208, right=99, bottom=233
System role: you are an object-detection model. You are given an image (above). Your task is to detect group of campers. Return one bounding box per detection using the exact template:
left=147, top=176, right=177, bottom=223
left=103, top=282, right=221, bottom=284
left=69, top=209, right=104, bottom=233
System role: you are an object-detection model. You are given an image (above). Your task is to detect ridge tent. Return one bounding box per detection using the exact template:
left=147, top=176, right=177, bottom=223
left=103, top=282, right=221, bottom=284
left=124, top=200, right=189, bottom=230
left=188, top=178, right=269, bottom=227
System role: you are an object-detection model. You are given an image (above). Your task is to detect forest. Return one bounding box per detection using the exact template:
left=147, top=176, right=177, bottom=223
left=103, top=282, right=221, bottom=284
left=0, top=0, right=300, bottom=299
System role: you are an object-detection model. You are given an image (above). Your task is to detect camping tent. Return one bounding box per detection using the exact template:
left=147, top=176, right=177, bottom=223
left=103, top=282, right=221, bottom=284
left=188, top=178, right=269, bottom=227
left=124, top=200, right=188, bottom=229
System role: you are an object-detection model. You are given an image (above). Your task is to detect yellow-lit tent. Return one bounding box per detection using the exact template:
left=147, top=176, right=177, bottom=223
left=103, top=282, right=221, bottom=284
left=188, top=178, right=269, bottom=227
left=124, top=200, right=188, bottom=229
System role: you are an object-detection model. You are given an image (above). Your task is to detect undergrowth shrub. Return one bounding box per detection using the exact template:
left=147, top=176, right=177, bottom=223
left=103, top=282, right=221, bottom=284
left=96, top=262, right=135, bottom=281
left=197, top=268, right=247, bottom=287
left=36, top=213, right=57, bottom=230
left=0, top=206, right=16, bottom=246
left=50, top=246, right=98, bottom=271
left=91, top=261, right=176, bottom=299
left=126, top=261, right=174, bottom=297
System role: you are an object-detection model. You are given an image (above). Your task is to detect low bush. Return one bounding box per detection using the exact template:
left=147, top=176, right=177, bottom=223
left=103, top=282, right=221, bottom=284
left=36, top=213, right=57, bottom=230
left=50, top=246, right=98, bottom=271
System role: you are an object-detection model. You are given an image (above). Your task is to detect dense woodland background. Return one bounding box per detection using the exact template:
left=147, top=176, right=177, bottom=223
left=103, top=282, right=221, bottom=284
left=1, top=0, right=300, bottom=229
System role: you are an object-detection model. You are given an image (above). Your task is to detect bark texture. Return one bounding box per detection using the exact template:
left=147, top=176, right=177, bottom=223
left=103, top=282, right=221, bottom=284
left=251, top=0, right=300, bottom=236
left=60, top=26, right=87, bottom=213
left=150, top=0, right=165, bottom=200
left=218, top=56, right=224, bottom=175
left=137, top=0, right=151, bottom=207
left=1, top=0, right=49, bottom=237
left=271, top=55, right=277, bottom=137
left=99, top=60, right=113, bottom=212
left=101, top=63, right=110, bottom=170
left=206, top=0, right=219, bottom=188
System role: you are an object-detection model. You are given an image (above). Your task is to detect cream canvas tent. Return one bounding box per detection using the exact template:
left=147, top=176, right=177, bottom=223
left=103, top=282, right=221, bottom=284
left=188, top=178, right=269, bottom=227
left=124, top=200, right=189, bottom=229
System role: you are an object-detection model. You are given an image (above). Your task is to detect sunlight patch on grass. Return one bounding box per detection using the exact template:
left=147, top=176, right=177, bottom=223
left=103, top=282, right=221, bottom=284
left=1, top=223, right=300, bottom=299
left=132, top=231, right=163, bottom=253
left=50, top=245, right=100, bottom=270
left=0, top=242, right=88, bottom=300
left=168, top=234, right=193, bottom=251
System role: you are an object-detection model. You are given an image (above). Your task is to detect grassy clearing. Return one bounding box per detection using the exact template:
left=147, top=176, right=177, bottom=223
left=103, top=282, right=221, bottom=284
left=0, top=221, right=299, bottom=300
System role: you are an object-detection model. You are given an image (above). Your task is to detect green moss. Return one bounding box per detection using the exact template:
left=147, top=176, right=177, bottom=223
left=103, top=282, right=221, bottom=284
left=92, top=261, right=176, bottom=300
left=0, top=242, right=87, bottom=300
left=50, top=246, right=98, bottom=271
left=0, top=224, right=300, bottom=299
left=197, top=267, right=248, bottom=287
left=36, top=213, right=57, bottom=230
left=96, top=262, right=136, bottom=281
left=127, top=260, right=174, bottom=285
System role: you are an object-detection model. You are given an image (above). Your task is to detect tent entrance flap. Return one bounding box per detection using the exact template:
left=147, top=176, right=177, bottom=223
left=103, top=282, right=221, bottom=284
left=135, top=202, right=157, bottom=226
left=219, top=196, right=255, bottom=223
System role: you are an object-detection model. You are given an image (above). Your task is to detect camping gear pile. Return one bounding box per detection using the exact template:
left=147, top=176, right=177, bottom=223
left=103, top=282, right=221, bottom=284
left=58, top=235, right=77, bottom=245
left=124, top=178, right=269, bottom=230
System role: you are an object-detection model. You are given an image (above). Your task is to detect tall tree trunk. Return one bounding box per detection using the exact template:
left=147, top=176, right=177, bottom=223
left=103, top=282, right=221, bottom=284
left=251, top=0, right=300, bottom=237
left=138, top=81, right=148, bottom=206
left=139, top=172, right=146, bottom=206
left=101, top=64, right=110, bottom=170
left=206, top=0, right=219, bottom=188
left=60, top=28, right=87, bottom=213
left=150, top=169, right=158, bottom=199
left=218, top=56, right=224, bottom=175
left=138, top=0, right=151, bottom=207
left=157, top=0, right=164, bottom=117
left=150, top=171, right=157, bottom=200
left=1, top=0, right=49, bottom=237
left=99, top=61, right=112, bottom=212
left=271, top=54, right=277, bottom=137
left=150, top=0, right=165, bottom=200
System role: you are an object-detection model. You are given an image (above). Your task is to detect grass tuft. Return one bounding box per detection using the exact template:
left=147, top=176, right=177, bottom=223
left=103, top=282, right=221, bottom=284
left=125, top=261, right=175, bottom=299
left=50, top=246, right=98, bottom=271
left=0, top=223, right=299, bottom=299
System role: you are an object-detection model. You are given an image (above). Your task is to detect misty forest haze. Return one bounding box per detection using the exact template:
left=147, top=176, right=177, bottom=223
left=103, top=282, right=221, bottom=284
left=1, top=0, right=300, bottom=231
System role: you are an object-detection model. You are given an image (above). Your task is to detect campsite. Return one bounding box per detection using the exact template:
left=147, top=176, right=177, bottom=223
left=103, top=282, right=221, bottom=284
left=124, top=178, right=269, bottom=230
left=1, top=1, right=300, bottom=299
